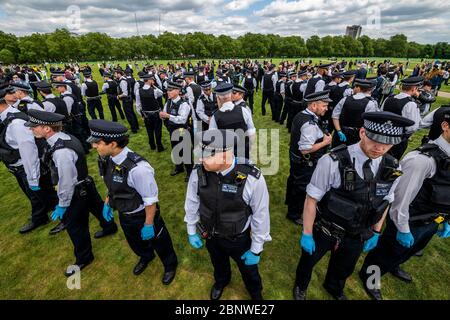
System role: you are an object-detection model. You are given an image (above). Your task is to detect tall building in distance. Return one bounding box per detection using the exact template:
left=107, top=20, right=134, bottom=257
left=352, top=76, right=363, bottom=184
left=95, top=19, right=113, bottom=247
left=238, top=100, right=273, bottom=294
left=345, top=25, right=362, bottom=39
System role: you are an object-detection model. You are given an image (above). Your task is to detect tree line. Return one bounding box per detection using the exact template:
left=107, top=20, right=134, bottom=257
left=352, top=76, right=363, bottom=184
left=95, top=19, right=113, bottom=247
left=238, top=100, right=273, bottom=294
left=0, top=29, right=448, bottom=64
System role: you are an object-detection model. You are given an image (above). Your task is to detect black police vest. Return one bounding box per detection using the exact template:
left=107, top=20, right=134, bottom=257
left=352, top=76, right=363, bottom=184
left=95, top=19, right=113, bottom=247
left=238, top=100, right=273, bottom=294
left=196, top=74, right=206, bottom=84
left=126, top=77, right=136, bottom=97
left=318, top=145, right=400, bottom=235
left=244, top=76, right=255, bottom=91
left=139, top=87, right=160, bottom=112
left=17, top=99, right=44, bottom=114
left=285, top=81, right=293, bottom=100
left=429, top=107, right=450, bottom=140
left=189, top=83, right=202, bottom=104
left=214, top=105, right=248, bottom=132
left=85, top=80, right=99, bottom=97
left=291, top=81, right=304, bottom=102
left=166, top=98, right=187, bottom=131
left=43, top=97, right=69, bottom=118
left=197, top=162, right=261, bottom=237
left=289, top=112, right=327, bottom=164
left=324, top=84, right=345, bottom=108
left=62, top=92, right=82, bottom=116
left=275, top=80, right=283, bottom=96
left=101, top=152, right=146, bottom=213
left=66, top=82, right=83, bottom=103
left=45, top=135, right=88, bottom=185
left=304, top=76, right=321, bottom=96
left=200, top=93, right=218, bottom=117
left=0, top=112, right=29, bottom=165
left=340, top=96, right=372, bottom=128
left=105, top=80, right=118, bottom=95
left=409, top=144, right=450, bottom=221
left=383, top=95, right=413, bottom=116
left=263, top=73, right=274, bottom=92
left=118, top=79, right=131, bottom=98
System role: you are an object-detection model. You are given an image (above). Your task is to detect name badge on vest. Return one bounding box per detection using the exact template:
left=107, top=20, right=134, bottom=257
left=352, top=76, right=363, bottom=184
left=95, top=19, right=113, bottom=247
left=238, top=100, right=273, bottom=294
left=112, top=174, right=124, bottom=184
left=222, top=184, right=238, bottom=194
left=375, top=183, right=390, bottom=196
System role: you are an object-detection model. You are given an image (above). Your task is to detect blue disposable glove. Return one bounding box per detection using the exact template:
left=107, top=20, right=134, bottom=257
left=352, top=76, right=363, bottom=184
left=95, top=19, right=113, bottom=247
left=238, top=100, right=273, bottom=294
left=241, top=250, right=260, bottom=266
left=29, top=185, right=41, bottom=192
left=363, top=232, right=380, bottom=252
left=396, top=231, right=414, bottom=248
left=437, top=222, right=450, bottom=238
left=188, top=234, right=203, bottom=249
left=337, top=131, right=347, bottom=142
left=51, top=205, right=67, bottom=221
left=300, top=232, right=315, bottom=255
left=141, top=224, right=155, bottom=240
left=102, top=203, right=114, bottom=222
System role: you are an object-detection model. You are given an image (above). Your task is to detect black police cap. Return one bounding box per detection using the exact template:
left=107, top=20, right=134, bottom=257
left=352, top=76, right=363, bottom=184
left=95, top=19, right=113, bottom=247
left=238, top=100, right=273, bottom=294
left=362, top=111, right=415, bottom=145
left=24, top=109, right=65, bottom=127
left=87, top=119, right=128, bottom=143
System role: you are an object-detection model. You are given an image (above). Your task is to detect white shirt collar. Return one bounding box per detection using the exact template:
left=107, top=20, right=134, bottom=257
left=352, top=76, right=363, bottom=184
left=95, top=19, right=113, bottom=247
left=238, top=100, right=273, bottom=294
left=47, top=132, right=70, bottom=147
left=219, top=156, right=236, bottom=176
left=111, top=147, right=131, bottom=164
left=234, top=99, right=244, bottom=105
left=303, top=107, right=318, bottom=120
left=45, top=94, right=56, bottom=99
left=172, top=96, right=181, bottom=103
left=433, top=136, right=450, bottom=156
left=219, top=101, right=235, bottom=112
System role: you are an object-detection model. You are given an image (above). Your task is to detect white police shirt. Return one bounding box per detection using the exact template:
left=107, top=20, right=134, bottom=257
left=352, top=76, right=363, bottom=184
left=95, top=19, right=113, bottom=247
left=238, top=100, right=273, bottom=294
left=47, top=132, right=79, bottom=207
left=312, top=74, right=325, bottom=93
left=381, top=92, right=421, bottom=134
left=61, top=91, right=74, bottom=114
left=233, top=98, right=252, bottom=114
left=419, top=108, right=437, bottom=129
left=0, top=106, right=40, bottom=187
left=162, top=96, right=191, bottom=125
left=306, top=142, right=399, bottom=203
left=16, top=96, right=46, bottom=112
left=209, top=101, right=256, bottom=136
left=338, top=81, right=353, bottom=97
left=184, top=157, right=271, bottom=254
left=41, top=94, right=58, bottom=113
left=389, top=136, right=450, bottom=233
left=298, top=109, right=324, bottom=151
left=332, top=92, right=379, bottom=120
left=110, top=147, right=159, bottom=214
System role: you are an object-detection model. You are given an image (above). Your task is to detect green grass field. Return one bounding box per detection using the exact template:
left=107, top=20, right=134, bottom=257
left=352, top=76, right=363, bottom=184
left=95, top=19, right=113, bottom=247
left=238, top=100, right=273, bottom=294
left=0, top=60, right=449, bottom=300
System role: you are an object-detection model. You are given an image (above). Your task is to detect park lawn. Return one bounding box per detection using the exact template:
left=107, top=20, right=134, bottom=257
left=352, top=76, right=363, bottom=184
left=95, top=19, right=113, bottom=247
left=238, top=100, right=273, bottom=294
left=0, top=61, right=449, bottom=300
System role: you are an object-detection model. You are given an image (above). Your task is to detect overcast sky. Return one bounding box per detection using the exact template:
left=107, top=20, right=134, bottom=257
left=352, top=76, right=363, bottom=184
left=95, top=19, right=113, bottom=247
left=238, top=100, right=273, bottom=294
left=0, top=0, right=449, bottom=43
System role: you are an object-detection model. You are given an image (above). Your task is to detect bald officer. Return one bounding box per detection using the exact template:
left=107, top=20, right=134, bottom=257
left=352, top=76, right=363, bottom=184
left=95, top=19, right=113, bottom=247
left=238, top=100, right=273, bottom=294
left=184, top=129, right=271, bottom=300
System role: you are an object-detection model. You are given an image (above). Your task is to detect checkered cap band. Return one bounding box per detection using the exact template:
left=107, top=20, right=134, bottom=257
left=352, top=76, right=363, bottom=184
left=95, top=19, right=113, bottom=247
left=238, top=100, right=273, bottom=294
left=29, top=116, right=62, bottom=126
left=364, top=119, right=403, bottom=137
left=304, top=93, right=331, bottom=102
left=202, top=144, right=233, bottom=152
left=90, top=130, right=126, bottom=139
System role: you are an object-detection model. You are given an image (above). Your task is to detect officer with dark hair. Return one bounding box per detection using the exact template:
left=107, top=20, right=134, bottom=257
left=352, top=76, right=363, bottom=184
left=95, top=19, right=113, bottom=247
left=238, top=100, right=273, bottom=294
left=332, top=78, right=379, bottom=147
left=36, top=81, right=69, bottom=117
left=285, top=91, right=333, bottom=225
left=184, top=129, right=271, bottom=300
left=101, top=72, right=125, bottom=122
left=360, top=109, right=450, bottom=300
left=293, top=112, right=414, bottom=300
left=88, top=119, right=178, bottom=283
left=115, top=69, right=139, bottom=133
left=0, top=87, right=58, bottom=234
left=26, top=110, right=117, bottom=276
left=420, top=104, right=450, bottom=144
left=241, top=69, right=257, bottom=112
left=279, top=71, right=297, bottom=126
left=81, top=71, right=104, bottom=120
left=261, top=64, right=277, bottom=117
left=304, top=63, right=332, bottom=97
left=231, top=84, right=252, bottom=114
left=11, top=82, right=45, bottom=113
left=135, top=74, right=165, bottom=152
left=196, top=80, right=219, bottom=132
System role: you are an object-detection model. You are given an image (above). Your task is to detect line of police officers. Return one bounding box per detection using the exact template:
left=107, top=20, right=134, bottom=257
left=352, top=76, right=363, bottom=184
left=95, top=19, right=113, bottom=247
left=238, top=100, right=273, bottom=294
left=0, top=60, right=449, bottom=300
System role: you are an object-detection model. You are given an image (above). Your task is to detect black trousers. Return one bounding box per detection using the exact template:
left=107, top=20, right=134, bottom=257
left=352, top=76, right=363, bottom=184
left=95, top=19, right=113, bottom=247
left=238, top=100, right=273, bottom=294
left=285, top=161, right=315, bottom=221
left=295, top=227, right=364, bottom=296
left=107, top=96, right=125, bottom=122
left=244, top=90, right=254, bottom=113
left=261, top=90, right=274, bottom=116
left=360, top=218, right=439, bottom=281
left=286, top=102, right=303, bottom=133
left=169, top=127, right=193, bottom=174
left=272, top=94, right=283, bottom=121
left=279, top=99, right=291, bottom=124
left=9, top=165, right=57, bottom=224
left=118, top=210, right=178, bottom=272
left=87, top=98, right=104, bottom=120
left=206, top=232, right=263, bottom=299
left=143, top=113, right=163, bottom=150
left=122, top=98, right=139, bottom=132
left=62, top=178, right=105, bottom=265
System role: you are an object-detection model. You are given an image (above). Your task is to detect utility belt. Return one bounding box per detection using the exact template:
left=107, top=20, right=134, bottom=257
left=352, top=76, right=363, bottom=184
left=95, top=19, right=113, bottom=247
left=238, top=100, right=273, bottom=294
left=86, top=96, right=101, bottom=101
left=314, top=218, right=347, bottom=243
left=197, top=222, right=250, bottom=241
left=73, top=176, right=93, bottom=197
left=409, top=212, right=449, bottom=226
left=289, top=151, right=317, bottom=167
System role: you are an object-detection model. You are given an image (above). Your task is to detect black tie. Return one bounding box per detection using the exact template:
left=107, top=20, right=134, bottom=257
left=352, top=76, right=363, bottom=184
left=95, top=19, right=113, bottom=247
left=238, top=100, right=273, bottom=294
left=363, top=159, right=374, bottom=180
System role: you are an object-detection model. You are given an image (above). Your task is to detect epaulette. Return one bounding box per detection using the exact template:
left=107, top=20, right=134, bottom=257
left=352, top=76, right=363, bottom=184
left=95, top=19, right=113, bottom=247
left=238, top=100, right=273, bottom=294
left=126, top=152, right=144, bottom=164
left=237, top=162, right=261, bottom=179
left=329, top=144, right=348, bottom=161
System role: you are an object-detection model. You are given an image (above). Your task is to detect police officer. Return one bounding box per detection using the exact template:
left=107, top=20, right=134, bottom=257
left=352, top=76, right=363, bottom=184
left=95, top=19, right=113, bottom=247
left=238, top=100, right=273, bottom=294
left=159, top=81, right=192, bottom=182
left=359, top=109, right=450, bottom=300
left=381, top=76, right=423, bottom=160
left=323, top=72, right=344, bottom=133
left=286, top=70, right=308, bottom=132
left=115, top=69, right=139, bottom=133
left=208, top=83, right=256, bottom=161
left=136, top=74, right=165, bottom=152
left=261, top=64, right=277, bottom=117
left=184, top=129, right=271, bottom=300
left=332, top=78, right=379, bottom=147
left=231, top=84, right=252, bottom=114
left=195, top=66, right=209, bottom=85
left=420, top=104, right=450, bottom=143
left=25, top=110, right=117, bottom=276
left=36, top=81, right=69, bottom=117
left=81, top=71, right=104, bottom=120
left=293, top=112, right=413, bottom=300
left=11, top=82, right=45, bottom=113
left=286, top=91, right=333, bottom=225
left=88, top=119, right=178, bottom=282
left=241, top=69, right=257, bottom=112
left=273, top=72, right=287, bottom=122
left=101, top=72, right=125, bottom=122
left=196, top=80, right=219, bottom=132
left=0, top=87, right=58, bottom=234
left=304, top=63, right=332, bottom=96
left=279, top=71, right=297, bottom=126
left=416, top=80, right=436, bottom=116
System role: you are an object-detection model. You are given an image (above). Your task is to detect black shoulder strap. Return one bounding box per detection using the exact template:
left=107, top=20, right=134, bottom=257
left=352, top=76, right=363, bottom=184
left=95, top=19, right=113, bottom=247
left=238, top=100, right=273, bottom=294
left=236, top=162, right=261, bottom=179
left=417, top=143, right=441, bottom=157
left=126, top=151, right=144, bottom=165
left=5, top=112, right=29, bottom=125
left=329, top=144, right=348, bottom=161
